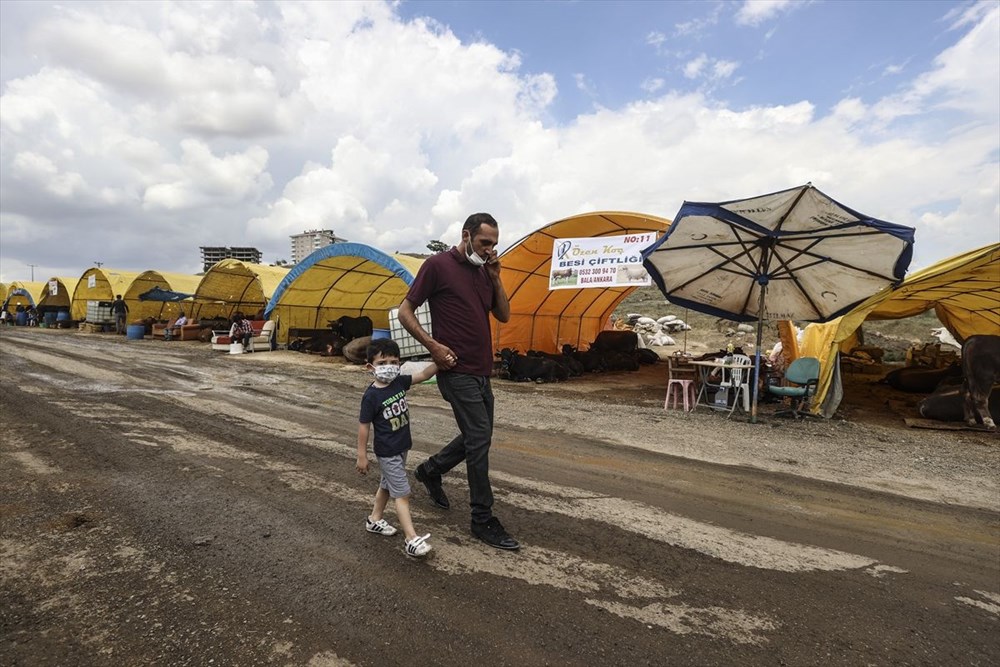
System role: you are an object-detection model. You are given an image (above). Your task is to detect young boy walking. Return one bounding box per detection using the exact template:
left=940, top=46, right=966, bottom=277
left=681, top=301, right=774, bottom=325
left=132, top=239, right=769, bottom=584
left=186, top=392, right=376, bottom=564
left=357, top=338, right=438, bottom=558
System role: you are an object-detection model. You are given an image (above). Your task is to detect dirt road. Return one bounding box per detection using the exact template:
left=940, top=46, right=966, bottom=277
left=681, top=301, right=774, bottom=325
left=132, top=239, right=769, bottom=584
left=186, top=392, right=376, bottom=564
left=1, top=329, right=997, bottom=666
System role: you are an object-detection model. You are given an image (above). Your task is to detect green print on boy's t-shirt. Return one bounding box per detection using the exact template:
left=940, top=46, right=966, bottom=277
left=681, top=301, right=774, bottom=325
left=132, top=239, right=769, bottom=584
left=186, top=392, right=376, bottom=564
left=381, top=393, right=410, bottom=432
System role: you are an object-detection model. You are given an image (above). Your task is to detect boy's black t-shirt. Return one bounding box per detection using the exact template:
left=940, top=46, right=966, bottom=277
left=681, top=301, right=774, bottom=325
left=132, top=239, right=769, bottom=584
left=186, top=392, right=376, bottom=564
left=359, top=375, right=414, bottom=457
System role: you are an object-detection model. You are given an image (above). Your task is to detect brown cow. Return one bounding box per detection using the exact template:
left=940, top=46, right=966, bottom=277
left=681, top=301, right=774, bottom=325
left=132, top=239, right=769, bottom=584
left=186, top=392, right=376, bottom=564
left=962, top=335, right=1000, bottom=429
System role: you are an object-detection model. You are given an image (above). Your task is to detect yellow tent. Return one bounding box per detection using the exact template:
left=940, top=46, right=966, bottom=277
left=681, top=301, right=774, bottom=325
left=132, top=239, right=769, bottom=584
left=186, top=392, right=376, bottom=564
left=797, top=243, right=1000, bottom=417
left=0, top=282, right=7, bottom=306
left=494, top=211, right=671, bottom=353
left=264, top=243, right=425, bottom=344
left=71, top=268, right=144, bottom=321
left=124, top=270, right=203, bottom=321
left=3, top=281, right=48, bottom=310
left=37, top=277, right=79, bottom=313
left=193, top=260, right=290, bottom=321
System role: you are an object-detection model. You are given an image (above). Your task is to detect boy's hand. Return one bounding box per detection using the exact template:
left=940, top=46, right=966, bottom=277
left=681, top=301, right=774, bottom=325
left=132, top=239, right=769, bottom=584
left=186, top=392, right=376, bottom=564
left=356, top=456, right=369, bottom=475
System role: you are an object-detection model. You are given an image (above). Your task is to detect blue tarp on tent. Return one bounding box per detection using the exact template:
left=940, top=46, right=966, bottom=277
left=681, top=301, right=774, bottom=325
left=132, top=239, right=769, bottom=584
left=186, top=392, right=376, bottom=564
left=138, top=286, right=195, bottom=302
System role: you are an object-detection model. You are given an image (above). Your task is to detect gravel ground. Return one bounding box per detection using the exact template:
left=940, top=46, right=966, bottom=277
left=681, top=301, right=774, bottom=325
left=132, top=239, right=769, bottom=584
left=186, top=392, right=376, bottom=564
left=1, top=328, right=998, bottom=666
left=275, top=347, right=999, bottom=513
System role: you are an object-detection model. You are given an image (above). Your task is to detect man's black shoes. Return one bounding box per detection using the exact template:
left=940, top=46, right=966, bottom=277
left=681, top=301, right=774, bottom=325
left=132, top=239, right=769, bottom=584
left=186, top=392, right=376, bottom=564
left=471, top=517, right=520, bottom=550
left=415, top=463, right=450, bottom=509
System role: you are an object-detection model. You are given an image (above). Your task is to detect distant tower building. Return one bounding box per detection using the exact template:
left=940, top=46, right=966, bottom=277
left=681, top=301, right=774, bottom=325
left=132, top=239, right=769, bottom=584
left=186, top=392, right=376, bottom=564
left=199, top=246, right=263, bottom=272
left=290, top=229, right=347, bottom=263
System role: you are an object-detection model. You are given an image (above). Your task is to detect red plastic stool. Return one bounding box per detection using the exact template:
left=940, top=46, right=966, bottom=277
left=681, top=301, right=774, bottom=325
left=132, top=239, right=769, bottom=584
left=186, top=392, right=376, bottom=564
left=665, top=379, right=697, bottom=411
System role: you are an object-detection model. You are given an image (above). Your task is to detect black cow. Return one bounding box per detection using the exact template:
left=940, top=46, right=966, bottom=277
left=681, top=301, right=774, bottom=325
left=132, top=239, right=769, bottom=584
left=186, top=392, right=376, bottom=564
left=498, top=348, right=564, bottom=382
left=563, top=344, right=605, bottom=373
left=962, top=335, right=1000, bottom=429
left=289, top=331, right=348, bottom=355
left=602, top=350, right=641, bottom=372
left=329, top=315, right=373, bottom=342
left=919, top=381, right=1000, bottom=424
left=527, top=349, right=583, bottom=377
left=882, top=363, right=962, bottom=393
left=637, top=348, right=660, bottom=365
left=590, top=330, right=638, bottom=353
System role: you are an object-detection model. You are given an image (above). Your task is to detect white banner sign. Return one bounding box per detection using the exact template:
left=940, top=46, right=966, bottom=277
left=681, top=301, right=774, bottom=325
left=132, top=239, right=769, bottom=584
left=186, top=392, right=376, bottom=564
left=49, top=280, right=58, bottom=296
left=549, top=233, right=655, bottom=290
left=88, top=274, right=96, bottom=288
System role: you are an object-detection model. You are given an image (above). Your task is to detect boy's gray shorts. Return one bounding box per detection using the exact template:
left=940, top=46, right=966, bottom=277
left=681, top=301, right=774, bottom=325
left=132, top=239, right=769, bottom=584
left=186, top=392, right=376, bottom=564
left=377, top=452, right=411, bottom=499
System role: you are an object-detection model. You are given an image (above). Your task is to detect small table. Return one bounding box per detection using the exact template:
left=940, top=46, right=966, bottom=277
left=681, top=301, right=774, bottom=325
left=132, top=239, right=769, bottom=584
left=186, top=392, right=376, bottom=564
left=690, top=359, right=754, bottom=413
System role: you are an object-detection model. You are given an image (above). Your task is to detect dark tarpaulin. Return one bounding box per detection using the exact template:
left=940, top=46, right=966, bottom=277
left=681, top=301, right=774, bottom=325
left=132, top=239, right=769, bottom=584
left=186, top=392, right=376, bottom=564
left=138, top=286, right=194, bottom=302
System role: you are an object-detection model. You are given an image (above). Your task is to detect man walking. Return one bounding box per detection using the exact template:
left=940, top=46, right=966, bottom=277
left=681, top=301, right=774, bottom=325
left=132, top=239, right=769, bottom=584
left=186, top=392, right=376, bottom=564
left=110, top=295, right=129, bottom=335
left=398, top=212, right=519, bottom=550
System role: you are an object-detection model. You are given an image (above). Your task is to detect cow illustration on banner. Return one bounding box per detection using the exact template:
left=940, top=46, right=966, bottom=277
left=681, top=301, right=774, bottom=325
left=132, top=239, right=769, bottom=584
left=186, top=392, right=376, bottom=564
left=549, top=234, right=654, bottom=290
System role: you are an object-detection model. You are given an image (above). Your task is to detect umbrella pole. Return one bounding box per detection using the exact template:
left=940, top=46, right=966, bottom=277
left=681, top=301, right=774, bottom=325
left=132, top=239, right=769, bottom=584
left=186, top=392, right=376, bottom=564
left=751, top=284, right=767, bottom=423
left=683, top=308, right=688, bottom=354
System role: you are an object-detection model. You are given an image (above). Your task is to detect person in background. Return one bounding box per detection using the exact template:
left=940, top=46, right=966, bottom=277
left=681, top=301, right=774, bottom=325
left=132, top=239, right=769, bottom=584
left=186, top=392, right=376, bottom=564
left=398, top=212, right=519, bottom=551
left=110, top=295, right=129, bottom=334
left=229, top=312, right=254, bottom=351
left=163, top=311, right=188, bottom=341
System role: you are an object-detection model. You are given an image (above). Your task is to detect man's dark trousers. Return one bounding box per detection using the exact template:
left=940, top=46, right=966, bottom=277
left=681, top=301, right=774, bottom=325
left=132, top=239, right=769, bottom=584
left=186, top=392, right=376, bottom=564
left=424, top=372, right=495, bottom=524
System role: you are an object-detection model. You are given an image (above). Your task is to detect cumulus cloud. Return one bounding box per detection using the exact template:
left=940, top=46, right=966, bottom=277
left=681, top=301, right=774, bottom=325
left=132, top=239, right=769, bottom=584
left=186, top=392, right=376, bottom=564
left=0, top=0, right=996, bottom=283
left=911, top=4, right=999, bottom=118
left=673, top=4, right=724, bottom=38
left=32, top=7, right=299, bottom=138
left=713, top=60, right=739, bottom=79
left=574, top=73, right=596, bottom=96
left=247, top=135, right=438, bottom=251
left=683, top=54, right=740, bottom=82
left=882, top=63, right=906, bottom=76
left=11, top=152, right=87, bottom=198
left=735, top=0, right=800, bottom=27
left=642, top=78, right=666, bottom=94
left=872, top=5, right=999, bottom=123
left=683, top=54, right=709, bottom=79
left=143, top=140, right=271, bottom=210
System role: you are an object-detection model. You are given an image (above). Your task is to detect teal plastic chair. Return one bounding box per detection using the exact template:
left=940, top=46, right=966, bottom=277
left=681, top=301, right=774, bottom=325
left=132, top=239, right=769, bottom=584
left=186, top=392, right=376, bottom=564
left=767, top=357, right=821, bottom=417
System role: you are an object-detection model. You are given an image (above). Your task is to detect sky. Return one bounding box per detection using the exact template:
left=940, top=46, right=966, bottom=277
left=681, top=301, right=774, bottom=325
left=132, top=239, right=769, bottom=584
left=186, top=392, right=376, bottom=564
left=1, top=0, right=998, bottom=284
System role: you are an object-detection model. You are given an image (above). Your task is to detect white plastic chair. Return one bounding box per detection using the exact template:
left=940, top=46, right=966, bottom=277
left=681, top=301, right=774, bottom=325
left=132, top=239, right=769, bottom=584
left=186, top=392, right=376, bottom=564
left=719, top=353, right=752, bottom=418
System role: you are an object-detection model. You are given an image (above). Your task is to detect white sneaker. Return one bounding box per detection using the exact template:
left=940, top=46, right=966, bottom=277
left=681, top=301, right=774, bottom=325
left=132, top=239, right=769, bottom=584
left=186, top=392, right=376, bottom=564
left=404, top=533, right=432, bottom=558
left=365, top=517, right=397, bottom=536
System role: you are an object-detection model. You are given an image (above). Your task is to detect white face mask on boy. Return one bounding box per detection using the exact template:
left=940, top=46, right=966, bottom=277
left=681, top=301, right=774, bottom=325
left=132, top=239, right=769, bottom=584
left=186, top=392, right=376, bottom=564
left=372, top=364, right=401, bottom=383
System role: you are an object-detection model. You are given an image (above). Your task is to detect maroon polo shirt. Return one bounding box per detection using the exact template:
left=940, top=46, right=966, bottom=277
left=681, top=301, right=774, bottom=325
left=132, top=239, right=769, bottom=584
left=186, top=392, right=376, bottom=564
left=406, top=247, right=495, bottom=376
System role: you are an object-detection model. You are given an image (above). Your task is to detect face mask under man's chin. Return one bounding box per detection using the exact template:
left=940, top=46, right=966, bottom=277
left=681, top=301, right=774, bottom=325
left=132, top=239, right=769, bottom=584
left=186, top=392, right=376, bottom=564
left=465, top=236, right=487, bottom=266
left=466, top=248, right=487, bottom=266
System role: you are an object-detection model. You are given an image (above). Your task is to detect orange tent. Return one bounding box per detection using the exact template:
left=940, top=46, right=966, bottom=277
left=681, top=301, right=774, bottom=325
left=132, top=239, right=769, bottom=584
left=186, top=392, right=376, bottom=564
left=494, top=211, right=671, bottom=353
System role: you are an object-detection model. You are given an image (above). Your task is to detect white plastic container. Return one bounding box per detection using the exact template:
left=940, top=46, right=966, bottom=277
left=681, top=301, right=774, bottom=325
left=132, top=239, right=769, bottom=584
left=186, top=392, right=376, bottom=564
left=229, top=342, right=245, bottom=355
left=388, top=303, right=433, bottom=359
left=86, top=300, right=114, bottom=324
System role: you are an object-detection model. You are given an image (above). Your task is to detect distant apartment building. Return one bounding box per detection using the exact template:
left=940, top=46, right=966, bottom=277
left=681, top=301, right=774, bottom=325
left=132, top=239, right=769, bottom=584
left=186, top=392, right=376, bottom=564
left=290, top=229, right=347, bottom=264
left=199, top=246, right=262, bottom=272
